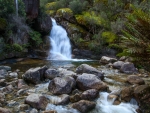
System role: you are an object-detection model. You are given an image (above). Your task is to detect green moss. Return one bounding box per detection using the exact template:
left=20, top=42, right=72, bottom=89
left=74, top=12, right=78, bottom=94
left=68, top=23, right=86, bottom=34
left=102, top=31, right=117, bottom=43
left=46, top=10, right=56, bottom=16
left=45, top=2, right=58, bottom=10
left=56, top=8, right=73, bottom=17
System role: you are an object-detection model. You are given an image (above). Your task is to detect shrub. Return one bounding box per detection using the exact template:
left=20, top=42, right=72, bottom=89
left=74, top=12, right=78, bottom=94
left=69, top=0, right=83, bottom=14
left=118, top=5, right=150, bottom=69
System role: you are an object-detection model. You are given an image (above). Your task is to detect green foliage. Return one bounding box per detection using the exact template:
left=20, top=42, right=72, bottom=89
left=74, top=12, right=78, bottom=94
left=0, top=18, right=7, bottom=30
left=118, top=6, right=150, bottom=68
left=56, top=8, right=73, bottom=17
left=102, top=31, right=117, bottom=43
left=68, top=0, right=84, bottom=14
left=29, top=30, right=42, bottom=46
left=4, top=43, right=23, bottom=52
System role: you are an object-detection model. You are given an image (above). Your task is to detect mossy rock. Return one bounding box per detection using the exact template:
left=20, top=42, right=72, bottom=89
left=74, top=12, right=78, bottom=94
left=46, top=10, right=56, bottom=16
left=75, top=15, right=88, bottom=26
left=0, top=18, right=7, bottom=31
left=56, top=8, right=73, bottom=21
left=45, top=2, right=58, bottom=10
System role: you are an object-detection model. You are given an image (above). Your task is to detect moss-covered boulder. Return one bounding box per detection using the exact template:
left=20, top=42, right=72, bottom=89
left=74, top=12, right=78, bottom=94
left=55, top=8, right=76, bottom=23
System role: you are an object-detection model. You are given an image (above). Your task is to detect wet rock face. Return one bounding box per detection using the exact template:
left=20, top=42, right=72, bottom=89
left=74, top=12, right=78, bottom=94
left=127, top=75, right=145, bottom=85
left=120, top=62, right=137, bottom=74
left=25, top=94, right=49, bottom=110
left=112, top=61, right=124, bottom=69
left=22, top=65, right=48, bottom=84
left=48, top=77, right=76, bottom=95
left=72, top=100, right=96, bottom=113
left=134, top=85, right=150, bottom=113
left=76, top=73, right=108, bottom=91
left=76, top=64, right=104, bottom=80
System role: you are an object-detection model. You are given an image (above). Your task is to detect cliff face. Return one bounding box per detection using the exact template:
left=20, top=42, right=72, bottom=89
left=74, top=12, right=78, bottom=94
left=23, top=0, right=40, bottom=20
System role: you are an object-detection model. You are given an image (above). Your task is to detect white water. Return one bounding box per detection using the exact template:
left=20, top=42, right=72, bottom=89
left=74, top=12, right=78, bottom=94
left=48, top=18, right=72, bottom=60
left=90, top=92, right=138, bottom=113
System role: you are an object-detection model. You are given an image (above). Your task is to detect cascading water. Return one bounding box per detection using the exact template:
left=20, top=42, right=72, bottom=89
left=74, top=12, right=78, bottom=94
left=48, top=18, right=72, bottom=60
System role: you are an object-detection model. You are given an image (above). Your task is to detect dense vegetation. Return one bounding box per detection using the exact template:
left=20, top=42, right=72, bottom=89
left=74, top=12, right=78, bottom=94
left=43, top=0, right=150, bottom=69
left=0, top=0, right=150, bottom=70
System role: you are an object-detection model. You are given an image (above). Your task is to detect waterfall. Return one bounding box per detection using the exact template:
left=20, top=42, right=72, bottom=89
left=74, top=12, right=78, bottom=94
left=48, top=18, right=72, bottom=60
left=15, top=0, right=18, bottom=16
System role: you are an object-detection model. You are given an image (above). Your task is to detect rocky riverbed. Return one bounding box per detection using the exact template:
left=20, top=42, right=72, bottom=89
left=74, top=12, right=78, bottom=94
left=0, top=56, right=150, bottom=113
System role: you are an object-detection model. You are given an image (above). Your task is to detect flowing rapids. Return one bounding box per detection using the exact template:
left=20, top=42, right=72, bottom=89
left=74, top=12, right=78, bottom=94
left=47, top=18, right=72, bottom=60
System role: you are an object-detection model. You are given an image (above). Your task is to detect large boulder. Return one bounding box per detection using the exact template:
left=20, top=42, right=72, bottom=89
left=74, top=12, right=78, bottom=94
left=127, top=75, right=145, bottom=85
left=58, top=68, right=76, bottom=77
left=48, top=76, right=76, bottom=95
left=112, top=61, right=124, bottom=69
left=25, top=94, right=49, bottom=110
left=22, top=65, right=48, bottom=84
left=100, top=56, right=117, bottom=64
left=134, top=85, right=150, bottom=113
left=44, top=68, right=59, bottom=80
left=0, top=69, right=8, bottom=79
left=71, top=100, right=96, bottom=113
left=76, top=73, right=108, bottom=91
left=121, top=87, right=134, bottom=102
left=80, top=89, right=99, bottom=100
left=120, top=62, right=137, bottom=74
left=76, top=64, right=104, bottom=80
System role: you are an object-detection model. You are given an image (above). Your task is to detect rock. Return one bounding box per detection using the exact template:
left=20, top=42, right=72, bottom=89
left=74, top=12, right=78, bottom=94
left=134, top=85, right=150, bottom=113
left=127, top=75, right=145, bottom=85
left=120, top=62, right=137, bottom=74
left=25, top=94, right=49, bottom=110
left=112, top=61, right=124, bottom=69
left=7, top=100, right=19, bottom=107
left=8, top=72, right=18, bottom=78
left=18, top=79, right=28, bottom=89
left=17, top=89, right=28, bottom=96
left=0, top=66, right=11, bottom=71
left=0, top=107, right=11, bottom=113
left=22, top=65, right=48, bottom=84
left=49, top=94, right=69, bottom=105
left=42, top=110, right=57, bottom=113
left=18, top=104, right=29, bottom=111
left=76, top=73, right=108, bottom=91
left=119, top=56, right=128, bottom=61
left=44, top=69, right=59, bottom=80
left=0, top=79, right=6, bottom=87
left=72, top=100, right=96, bottom=113
left=100, top=56, right=117, bottom=64
left=76, top=64, right=104, bottom=80
left=58, top=68, right=76, bottom=78
left=70, top=93, right=81, bottom=103
left=121, top=87, right=134, bottom=102
left=29, top=108, right=38, bottom=113
left=0, top=69, right=8, bottom=79
left=80, top=89, right=99, bottom=100
left=113, top=100, right=121, bottom=105
left=48, top=77, right=75, bottom=95
left=108, top=94, right=118, bottom=100
left=0, top=93, right=6, bottom=105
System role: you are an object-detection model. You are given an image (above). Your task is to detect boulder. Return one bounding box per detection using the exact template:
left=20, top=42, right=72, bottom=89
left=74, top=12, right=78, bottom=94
left=120, top=62, right=137, bottom=74
left=25, top=94, right=49, bottom=110
left=44, top=69, right=59, bottom=80
left=22, top=65, right=48, bottom=84
left=134, top=85, right=150, bottom=113
left=80, top=89, right=99, bottom=100
left=48, top=76, right=76, bottom=95
left=76, top=64, right=104, bottom=80
left=58, top=68, right=76, bottom=77
left=49, top=94, right=69, bottom=105
left=0, top=69, right=8, bottom=79
left=0, top=93, right=6, bottom=106
left=121, top=87, right=134, bottom=102
left=18, top=79, right=28, bottom=89
left=112, top=61, right=124, bottom=69
left=70, top=93, right=81, bottom=103
left=76, top=73, right=108, bottom=91
left=127, top=75, right=145, bottom=85
left=9, top=72, right=18, bottom=78
left=0, top=79, right=6, bottom=87
left=0, top=107, right=11, bottom=113
left=18, top=104, right=29, bottom=111
left=71, top=100, right=96, bottom=113
left=100, top=56, right=117, bottom=64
